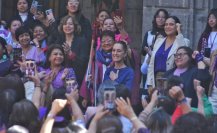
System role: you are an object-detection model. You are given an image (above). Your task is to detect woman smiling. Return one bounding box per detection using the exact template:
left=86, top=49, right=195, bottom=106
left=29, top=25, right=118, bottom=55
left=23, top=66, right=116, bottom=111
left=147, top=16, right=190, bottom=88
left=103, top=41, right=134, bottom=90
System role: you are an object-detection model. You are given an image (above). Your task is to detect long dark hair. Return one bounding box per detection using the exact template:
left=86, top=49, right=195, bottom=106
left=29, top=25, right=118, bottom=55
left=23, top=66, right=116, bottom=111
left=9, top=99, right=41, bottom=133
left=44, top=44, right=66, bottom=68
left=203, top=8, right=217, bottom=34
left=0, top=89, right=18, bottom=127
left=146, top=108, right=172, bottom=133
left=0, top=74, right=25, bottom=101
left=152, top=9, right=169, bottom=35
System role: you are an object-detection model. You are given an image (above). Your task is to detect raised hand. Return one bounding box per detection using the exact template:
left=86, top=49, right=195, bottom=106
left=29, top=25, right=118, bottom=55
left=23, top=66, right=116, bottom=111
left=169, top=86, right=185, bottom=102
left=50, top=99, right=67, bottom=116
left=176, top=23, right=182, bottom=34
left=115, top=97, right=136, bottom=120
left=65, top=88, right=79, bottom=102
left=113, top=16, right=123, bottom=30
left=93, top=106, right=109, bottom=121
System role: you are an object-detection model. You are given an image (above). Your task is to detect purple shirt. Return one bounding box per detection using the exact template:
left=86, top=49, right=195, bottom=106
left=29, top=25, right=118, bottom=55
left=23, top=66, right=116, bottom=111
left=22, top=46, right=45, bottom=63
left=154, top=41, right=172, bottom=73
left=39, top=67, right=76, bottom=89
left=104, top=66, right=134, bottom=90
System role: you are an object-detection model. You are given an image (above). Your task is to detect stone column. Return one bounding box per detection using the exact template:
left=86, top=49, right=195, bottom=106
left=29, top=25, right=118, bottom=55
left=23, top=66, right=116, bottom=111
left=0, top=0, right=2, bottom=19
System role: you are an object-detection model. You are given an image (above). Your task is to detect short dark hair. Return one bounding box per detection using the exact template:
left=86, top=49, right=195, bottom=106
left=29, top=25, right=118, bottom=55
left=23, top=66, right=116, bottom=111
left=176, top=46, right=196, bottom=68
left=7, top=18, right=21, bottom=29
left=167, top=16, right=181, bottom=24
left=15, top=26, right=32, bottom=41
left=33, top=23, right=48, bottom=36
left=96, top=114, right=123, bottom=133
left=0, top=89, right=18, bottom=126
left=172, top=112, right=208, bottom=133
left=146, top=108, right=172, bottom=133
left=9, top=99, right=41, bottom=133
left=0, top=74, right=25, bottom=101
left=45, top=44, right=66, bottom=68
left=100, top=30, right=115, bottom=40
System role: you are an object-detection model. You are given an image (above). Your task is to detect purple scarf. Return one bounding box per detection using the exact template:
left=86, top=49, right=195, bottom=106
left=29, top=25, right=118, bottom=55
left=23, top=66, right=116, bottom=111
left=96, top=50, right=112, bottom=66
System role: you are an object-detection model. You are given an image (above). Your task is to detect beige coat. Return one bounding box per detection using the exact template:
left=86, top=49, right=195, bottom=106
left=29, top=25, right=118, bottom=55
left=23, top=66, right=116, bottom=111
left=146, top=33, right=190, bottom=87
left=208, top=50, right=217, bottom=96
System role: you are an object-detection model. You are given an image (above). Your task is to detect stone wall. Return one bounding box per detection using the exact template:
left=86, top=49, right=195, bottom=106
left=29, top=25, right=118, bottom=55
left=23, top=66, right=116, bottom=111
left=142, top=0, right=216, bottom=49
left=81, top=0, right=143, bottom=50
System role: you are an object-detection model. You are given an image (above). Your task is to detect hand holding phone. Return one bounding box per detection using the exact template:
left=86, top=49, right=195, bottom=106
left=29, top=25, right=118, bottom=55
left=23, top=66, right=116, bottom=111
left=31, top=0, right=38, bottom=8
left=65, top=78, right=78, bottom=93
left=204, top=47, right=211, bottom=58
left=156, top=78, right=168, bottom=96
left=25, top=60, right=36, bottom=76
left=104, top=88, right=116, bottom=110
left=45, top=9, right=54, bottom=20
left=13, top=48, right=22, bottom=62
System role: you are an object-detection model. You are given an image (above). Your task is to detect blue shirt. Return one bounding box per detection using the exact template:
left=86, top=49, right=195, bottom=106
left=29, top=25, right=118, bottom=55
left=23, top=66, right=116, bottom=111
left=154, top=41, right=172, bottom=73
left=104, top=66, right=134, bottom=90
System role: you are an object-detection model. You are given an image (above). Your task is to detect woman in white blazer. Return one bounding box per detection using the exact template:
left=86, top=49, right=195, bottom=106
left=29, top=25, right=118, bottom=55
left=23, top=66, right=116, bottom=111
left=146, top=16, right=190, bottom=88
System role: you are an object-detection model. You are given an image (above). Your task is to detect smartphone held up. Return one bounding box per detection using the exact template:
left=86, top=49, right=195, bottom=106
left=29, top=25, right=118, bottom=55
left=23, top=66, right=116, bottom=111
left=65, top=78, right=78, bottom=93
left=104, top=88, right=116, bottom=111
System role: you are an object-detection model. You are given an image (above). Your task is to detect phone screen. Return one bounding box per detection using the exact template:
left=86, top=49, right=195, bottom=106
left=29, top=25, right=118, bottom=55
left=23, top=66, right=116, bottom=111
left=65, top=78, right=78, bottom=93
left=31, top=0, right=38, bottom=8
left=141, top=94, right=149, bottom=101
left=156, top=78, right=167, bottom=96
left=45, top=9, right=54, bottom=20
left=13, top=48, right=22, bottom=62
left=104, top=88, right=116, bottom=110
left=204, top=47, right=211, bottom=58
left=25, top=60, right=36, bottom=76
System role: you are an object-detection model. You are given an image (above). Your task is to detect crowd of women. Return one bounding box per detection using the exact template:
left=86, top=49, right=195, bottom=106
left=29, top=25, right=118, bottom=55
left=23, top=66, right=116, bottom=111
left=0, top=0, right=217, bottom=133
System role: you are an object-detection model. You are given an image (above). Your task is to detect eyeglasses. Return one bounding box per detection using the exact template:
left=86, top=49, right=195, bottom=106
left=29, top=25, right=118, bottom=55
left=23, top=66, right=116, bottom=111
left=174, top=53, right=188, bottom=58
left=101, top=39, right=114, bottom=44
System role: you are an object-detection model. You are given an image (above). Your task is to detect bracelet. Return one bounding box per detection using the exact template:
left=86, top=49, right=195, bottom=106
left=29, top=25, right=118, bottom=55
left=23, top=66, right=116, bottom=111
left=130, top=116, right=137, bottom=121
left=178, top=98, right=187, bottom=104
left=47, top=113, right=55, bottom=119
